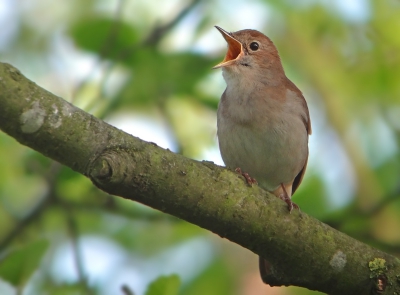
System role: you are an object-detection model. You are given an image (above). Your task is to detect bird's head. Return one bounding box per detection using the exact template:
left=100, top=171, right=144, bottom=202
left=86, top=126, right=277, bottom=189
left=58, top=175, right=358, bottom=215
left=213, top=26, right=284, bottom=83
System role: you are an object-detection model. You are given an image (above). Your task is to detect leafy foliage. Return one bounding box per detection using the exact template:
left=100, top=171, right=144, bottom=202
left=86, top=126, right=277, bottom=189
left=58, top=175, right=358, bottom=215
left=70, top=16, right=140, bottom=59
left=0, top=240, right=49, bottom=286
left=145, top=275, right=180, bottom=295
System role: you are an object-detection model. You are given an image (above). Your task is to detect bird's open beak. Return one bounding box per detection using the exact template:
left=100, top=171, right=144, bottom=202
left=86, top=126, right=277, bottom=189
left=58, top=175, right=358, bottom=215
left=213, top=26, right=244, bottom=69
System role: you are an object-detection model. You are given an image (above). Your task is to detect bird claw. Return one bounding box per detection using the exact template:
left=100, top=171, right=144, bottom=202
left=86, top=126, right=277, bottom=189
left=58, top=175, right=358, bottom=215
left=279, top=183, right=299, bottom=213
left=235, top=168, right=258, bottom=186
left=279, top=194, right=299, bottom=213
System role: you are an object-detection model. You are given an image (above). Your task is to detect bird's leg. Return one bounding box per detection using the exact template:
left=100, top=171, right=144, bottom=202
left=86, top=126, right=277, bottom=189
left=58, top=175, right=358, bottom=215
left=235, top=168, right=258, bottom=186
left=278, top=183, right=299, bottom=213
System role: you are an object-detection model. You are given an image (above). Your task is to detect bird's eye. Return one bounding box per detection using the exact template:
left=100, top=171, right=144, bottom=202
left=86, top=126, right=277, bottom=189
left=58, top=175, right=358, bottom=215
left=249, top=42, right=259, bottom=51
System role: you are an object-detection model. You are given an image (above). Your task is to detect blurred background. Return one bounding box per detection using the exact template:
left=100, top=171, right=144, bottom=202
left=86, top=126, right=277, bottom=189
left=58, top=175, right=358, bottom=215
left=0, top=0, right=399, bottom=294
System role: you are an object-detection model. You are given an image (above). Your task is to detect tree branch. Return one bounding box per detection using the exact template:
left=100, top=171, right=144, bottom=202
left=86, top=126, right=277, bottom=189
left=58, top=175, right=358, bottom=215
left=0, top=62, right=399, bottom=295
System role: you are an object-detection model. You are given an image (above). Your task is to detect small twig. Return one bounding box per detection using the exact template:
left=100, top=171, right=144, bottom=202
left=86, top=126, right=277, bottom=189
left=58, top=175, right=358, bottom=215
left=0, top=162, right=61, bottom=252
left=98, top=0, right=127, bottom=59
left=156, top=99, right=184, bottom=155
left=142, top=0, right=202, bottom=46
left=65, top=207, right=95, bottom=295
left=0, top=197, right=50, bottom=252
left=78, top=0, right=203, bottom=118
left=71, top=0, right=127, bottom=103
left=121, top=284, right=135, bottom=295
left=58, top=194, right=181, bottom=224
left=364, top=185, right=400, bottom=216
left=326, top=185, right=400, bottom=229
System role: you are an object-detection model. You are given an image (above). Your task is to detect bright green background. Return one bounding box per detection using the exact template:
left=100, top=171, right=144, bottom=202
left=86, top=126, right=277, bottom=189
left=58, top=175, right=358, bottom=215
left=0, top=0, right=399, bottom=294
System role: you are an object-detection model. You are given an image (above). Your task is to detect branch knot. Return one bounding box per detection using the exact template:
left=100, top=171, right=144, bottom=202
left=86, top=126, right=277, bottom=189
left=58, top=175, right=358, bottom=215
left=89, top=150, right=134, bottom=186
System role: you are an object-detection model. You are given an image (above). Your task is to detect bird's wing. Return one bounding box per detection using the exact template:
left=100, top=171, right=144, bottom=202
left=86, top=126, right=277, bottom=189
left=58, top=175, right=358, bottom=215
left=285, top=79, right=311, bottom=194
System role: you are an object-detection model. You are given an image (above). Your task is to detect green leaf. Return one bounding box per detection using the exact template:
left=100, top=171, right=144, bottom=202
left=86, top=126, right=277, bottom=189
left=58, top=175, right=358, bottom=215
left=0, top=239, right=49, bottom=286
left=145, top=274, right=180, bottom=295
left=179, top=259, right=235, bottom=295
left=116, top=49, right=217, bottom=108
left=69, top=16, right=139, bottom=59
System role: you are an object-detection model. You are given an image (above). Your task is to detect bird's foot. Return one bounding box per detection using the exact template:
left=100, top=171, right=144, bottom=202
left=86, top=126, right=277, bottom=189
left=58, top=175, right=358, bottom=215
left=279, top=183, right=299, bottom=213
left=278, top=193, right=299, bottom=213
left=235, top=168, right=258, bottom=186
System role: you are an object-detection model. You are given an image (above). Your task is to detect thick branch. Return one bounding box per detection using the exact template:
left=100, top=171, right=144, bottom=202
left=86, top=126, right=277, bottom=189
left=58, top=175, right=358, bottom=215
left=0, top=62, right=399, bottom=295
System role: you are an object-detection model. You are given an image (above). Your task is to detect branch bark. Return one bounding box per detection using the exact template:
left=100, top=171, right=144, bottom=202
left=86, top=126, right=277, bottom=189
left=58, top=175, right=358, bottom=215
left=0, top=62, right=399, bottom=295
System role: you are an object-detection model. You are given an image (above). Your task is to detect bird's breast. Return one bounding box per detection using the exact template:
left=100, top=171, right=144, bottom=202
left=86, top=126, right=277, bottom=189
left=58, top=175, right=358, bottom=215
left=217, top=87, right=308, bottom=191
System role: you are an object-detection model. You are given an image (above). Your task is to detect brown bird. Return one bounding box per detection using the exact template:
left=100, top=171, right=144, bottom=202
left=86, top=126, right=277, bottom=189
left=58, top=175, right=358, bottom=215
left=213, top=26, right=311, bottom=283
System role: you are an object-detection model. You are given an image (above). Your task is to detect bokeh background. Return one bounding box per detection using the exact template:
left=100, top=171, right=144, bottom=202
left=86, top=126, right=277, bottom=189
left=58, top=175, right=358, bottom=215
left=0, top=0, right=399, bottom=294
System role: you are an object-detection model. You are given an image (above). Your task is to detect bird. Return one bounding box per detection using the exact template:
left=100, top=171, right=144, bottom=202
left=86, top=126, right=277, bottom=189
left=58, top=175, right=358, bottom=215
left=213, top=26, right=311, bottom=283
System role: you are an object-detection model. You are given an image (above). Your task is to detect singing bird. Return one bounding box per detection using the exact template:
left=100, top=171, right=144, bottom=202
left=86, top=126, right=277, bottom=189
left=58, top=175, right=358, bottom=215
left=213, top=26, right=311, bottom=282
